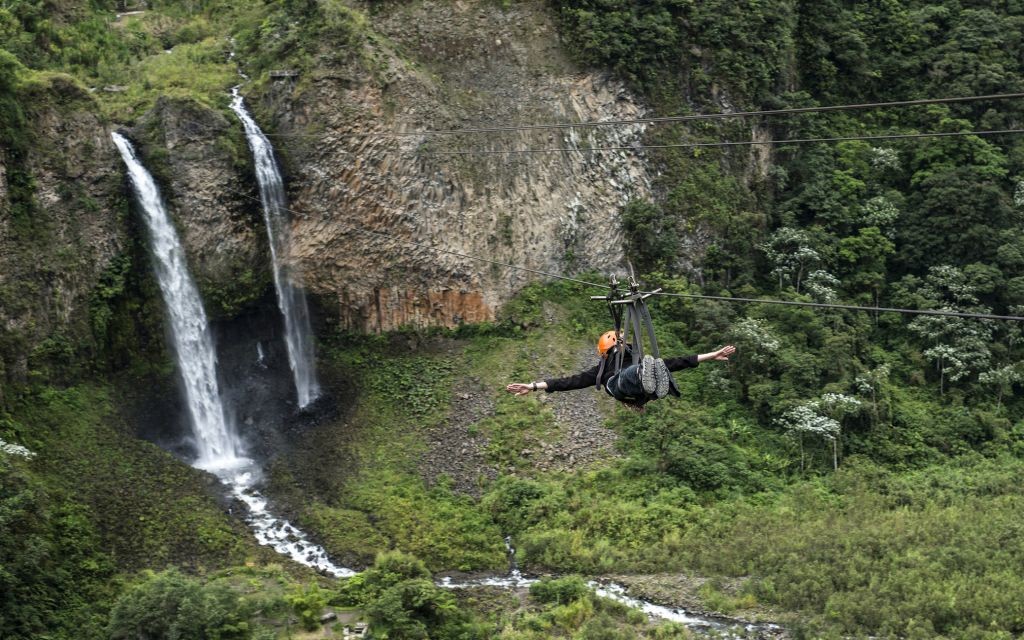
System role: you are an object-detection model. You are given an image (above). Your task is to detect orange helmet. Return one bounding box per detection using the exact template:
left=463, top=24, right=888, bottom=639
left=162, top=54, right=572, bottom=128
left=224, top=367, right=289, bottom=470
left=597, top=330, right=619, bottom=357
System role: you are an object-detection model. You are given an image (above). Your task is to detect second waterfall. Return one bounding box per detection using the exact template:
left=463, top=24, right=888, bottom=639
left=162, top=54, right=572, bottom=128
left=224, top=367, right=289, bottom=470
left=230, top=88, right=320, bottom=409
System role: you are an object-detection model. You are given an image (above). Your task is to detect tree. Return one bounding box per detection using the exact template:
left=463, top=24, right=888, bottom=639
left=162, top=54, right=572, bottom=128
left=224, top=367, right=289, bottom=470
left=838, top=226, right=894, bottom=305
left=760, top=227, right=820, bottom=292
left=900, top=120, right=1013, bottom=273
left=339, top=551, right=465, bottom=640
left=777, top=403, right=839, bottom=472
left=726, top=317, right=781, bottom=400
left=107, top=568, right=250, bottom=640
left=285, top=582, right=328, bottom=632
left=777, top=394, right=861, bottom=471
left=907, top=266, right=994, bottom=394
left=854, top=364, right=891, bottom=426
left=978, top=364, right=1024, bottom=409
left=620, top=199, right=678, bottom=273
left=805, top=269, right=841, bottom=303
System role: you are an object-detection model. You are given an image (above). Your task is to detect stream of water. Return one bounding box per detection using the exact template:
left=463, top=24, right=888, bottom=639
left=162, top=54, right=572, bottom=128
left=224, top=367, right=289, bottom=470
left=112, top=132, right=243, bottom=470
left=229, top=88, right=320, bottom=410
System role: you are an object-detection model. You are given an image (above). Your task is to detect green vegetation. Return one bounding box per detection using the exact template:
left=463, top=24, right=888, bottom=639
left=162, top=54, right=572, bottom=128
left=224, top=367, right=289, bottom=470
left=334, top=553, right=688, bottom=639
left=0, top=386, right=271, bottom=639
left=269, top=340, right=509, bottom=572
left=5, top=0, right=1024, bottom=639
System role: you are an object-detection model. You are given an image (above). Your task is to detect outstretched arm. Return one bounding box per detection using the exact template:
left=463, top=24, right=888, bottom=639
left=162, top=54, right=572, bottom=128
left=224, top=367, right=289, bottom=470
left=507, top=363, right=602, bottom=395
left=697, top=345, right=736, bottom=362
left=506, top=381, right=549, bottom=396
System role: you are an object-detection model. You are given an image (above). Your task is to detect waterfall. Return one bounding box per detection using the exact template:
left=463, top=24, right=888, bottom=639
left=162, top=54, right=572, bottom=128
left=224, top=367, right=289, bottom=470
left=112, top=132, right=245, bottom=471
left=229, top=88, right=320, bottom=409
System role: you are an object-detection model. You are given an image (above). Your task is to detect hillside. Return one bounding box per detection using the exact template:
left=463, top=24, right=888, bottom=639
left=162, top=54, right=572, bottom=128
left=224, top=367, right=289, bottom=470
left=2, top=1, right=1024, bottom=639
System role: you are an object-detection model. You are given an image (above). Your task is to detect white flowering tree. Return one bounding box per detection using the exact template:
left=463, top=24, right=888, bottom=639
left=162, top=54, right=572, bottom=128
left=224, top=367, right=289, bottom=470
left=760, top=227, right=821, bottom=293
left=805, top=269, right=841, bottom=304
left=777, top=403, right=839, bottom=472
left=726, top=317, right=782, bottom=401
left=0, top=438, right=35, bottom=459
left=728, top=318, right=780, bottom=365
left=978, top=363, right=1024, bottom=408
left=908, top=265, right=994, bottom=395
left=855, top=364, right=891, bottom=425
left=860, top=195, right=900, bottom=239
left=777, top=393, right=861, bottom=471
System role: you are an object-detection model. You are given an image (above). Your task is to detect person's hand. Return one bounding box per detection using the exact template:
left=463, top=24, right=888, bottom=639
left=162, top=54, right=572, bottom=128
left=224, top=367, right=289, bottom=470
left=711, top=345, right=736, bottom=361
left=506, top=383, right=533, bottom=396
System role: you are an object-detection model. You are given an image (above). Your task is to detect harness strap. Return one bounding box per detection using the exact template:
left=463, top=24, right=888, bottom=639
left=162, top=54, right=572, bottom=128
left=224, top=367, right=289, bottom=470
left=639, top=298, right=680, bottom=397
left=627, top=304, right=643, bottom=365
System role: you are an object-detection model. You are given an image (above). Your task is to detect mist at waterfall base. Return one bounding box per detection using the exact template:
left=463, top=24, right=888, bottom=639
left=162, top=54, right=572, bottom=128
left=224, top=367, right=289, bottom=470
left=113, top=131, right=353, bottom=578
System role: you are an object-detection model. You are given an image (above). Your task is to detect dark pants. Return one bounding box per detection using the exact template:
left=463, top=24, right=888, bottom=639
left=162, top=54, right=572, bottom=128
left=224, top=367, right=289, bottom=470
left=606, top=364, right=646, bottom=401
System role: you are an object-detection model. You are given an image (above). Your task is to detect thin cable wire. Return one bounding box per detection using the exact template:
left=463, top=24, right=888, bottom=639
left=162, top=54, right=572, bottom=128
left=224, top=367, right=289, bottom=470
left=398, top=91, right=1024, bottom=137
left=649, top=291, right=1024, bottom=322
left=212, top=91, right=1024, bottom=140
left=215, top=184, right=1024, bottom=322
left=423, top=128, right=1024, bottom=156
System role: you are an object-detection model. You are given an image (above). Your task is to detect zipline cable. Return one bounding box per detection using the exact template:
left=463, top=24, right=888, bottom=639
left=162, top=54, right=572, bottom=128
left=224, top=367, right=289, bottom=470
left=180, top=91, right=1024, bottom=140
left=423, top=127, right=1024, bottom=156
left=393, top=91, right=1024, bottom=137
left=213, top=183, right=1024, bottom=323
left=647, top=291, right=1024, bottom=322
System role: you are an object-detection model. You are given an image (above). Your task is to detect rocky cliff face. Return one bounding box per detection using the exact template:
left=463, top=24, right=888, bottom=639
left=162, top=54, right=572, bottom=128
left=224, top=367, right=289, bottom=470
left=130, top=97, right=269, bottom=317
left=257, top=0, right=654, bottom=332
left=0, top=76, right=127, bottom=395
left=1, top=0, right=657, bottom=396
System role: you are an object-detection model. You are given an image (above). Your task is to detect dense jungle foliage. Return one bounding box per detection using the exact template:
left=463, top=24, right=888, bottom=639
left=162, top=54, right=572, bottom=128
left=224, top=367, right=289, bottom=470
left=3, top=0, right=1024, bottom=639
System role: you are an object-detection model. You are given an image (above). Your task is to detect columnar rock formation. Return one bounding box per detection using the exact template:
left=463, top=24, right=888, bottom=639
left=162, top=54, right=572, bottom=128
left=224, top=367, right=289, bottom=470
left=259, top=1, right=655, bottom=332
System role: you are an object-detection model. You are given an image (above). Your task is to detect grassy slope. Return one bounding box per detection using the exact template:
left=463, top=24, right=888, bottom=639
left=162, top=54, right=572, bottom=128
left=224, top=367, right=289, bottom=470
left=264, top=278, right=1024, bottom=638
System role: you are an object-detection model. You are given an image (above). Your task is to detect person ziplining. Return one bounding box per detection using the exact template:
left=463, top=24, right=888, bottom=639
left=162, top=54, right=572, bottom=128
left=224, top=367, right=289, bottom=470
left=506, top=339, right=735, bottom=410
left=505, top=274, right=736, bottom=410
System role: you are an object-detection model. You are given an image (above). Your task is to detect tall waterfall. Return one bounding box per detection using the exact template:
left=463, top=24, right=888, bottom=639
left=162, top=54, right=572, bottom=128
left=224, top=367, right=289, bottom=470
left=112, top=132, right=245, bottom=470
left=229, top=88, right=320, bottom=409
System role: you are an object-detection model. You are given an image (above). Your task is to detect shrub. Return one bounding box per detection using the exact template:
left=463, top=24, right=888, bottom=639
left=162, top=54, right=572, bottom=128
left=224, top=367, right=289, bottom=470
left=107, top=568, right=250, bottom=640
left=529, top=576, right=591, bottom=605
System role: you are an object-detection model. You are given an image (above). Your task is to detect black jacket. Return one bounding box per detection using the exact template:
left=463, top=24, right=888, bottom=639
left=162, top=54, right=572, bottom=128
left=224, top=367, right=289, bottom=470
left=543, top=354, right=699, bottom=393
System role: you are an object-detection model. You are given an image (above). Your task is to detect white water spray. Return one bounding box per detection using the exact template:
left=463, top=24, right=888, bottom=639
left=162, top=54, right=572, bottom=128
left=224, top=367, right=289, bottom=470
left=114, top=132, right=352, bottom=576
left=112, top=132, right=245, bottom=470
left=229, top=88, right=321, bottom=409
left=228, top=469, right=355, bottom=577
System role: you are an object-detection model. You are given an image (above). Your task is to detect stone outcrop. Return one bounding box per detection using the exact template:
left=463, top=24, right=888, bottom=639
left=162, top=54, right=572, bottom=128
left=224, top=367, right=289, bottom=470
left=0, top=76, right=127, bottom=394
left=131, top=97, right=270, bottom=317
left=257, top=0, right=654, bottom=332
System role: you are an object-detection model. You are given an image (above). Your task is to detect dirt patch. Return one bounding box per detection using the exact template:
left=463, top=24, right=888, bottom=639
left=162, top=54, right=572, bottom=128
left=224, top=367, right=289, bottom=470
left=533, top=345, right=621, bottom=472
left=419, top=344, right=620, bottom=492
left=420, top=377, right=499, bottom=497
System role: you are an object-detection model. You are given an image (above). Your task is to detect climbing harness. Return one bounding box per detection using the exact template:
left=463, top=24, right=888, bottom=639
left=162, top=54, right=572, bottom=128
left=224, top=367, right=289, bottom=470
left=591, top=274, right=680, bottom=400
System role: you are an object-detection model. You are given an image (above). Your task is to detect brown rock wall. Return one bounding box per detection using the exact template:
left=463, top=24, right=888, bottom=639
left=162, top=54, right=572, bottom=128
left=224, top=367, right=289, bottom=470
left=0, top=80, right=126, bottom=391
left=130, top=97, right=270, bottom=316
left=259, top=0, right=654, bottom=332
